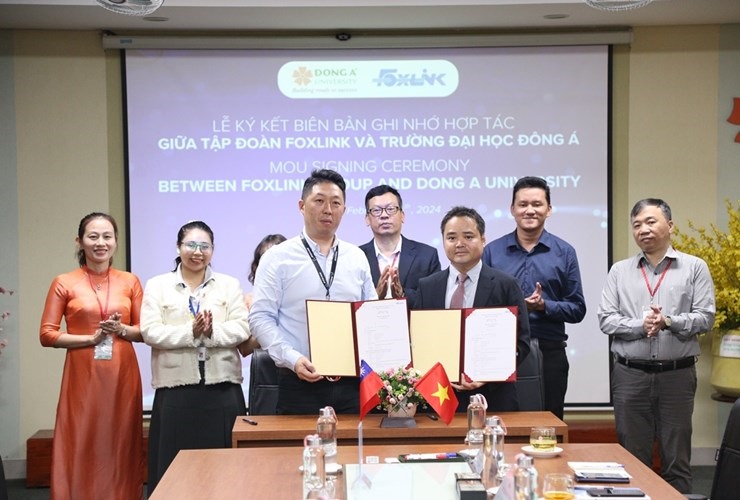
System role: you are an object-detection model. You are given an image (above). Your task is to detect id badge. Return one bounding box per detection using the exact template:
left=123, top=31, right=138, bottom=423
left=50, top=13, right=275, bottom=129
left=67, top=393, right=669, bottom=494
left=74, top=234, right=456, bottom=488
left=641, top=305, right=652, bottom=319
left=94, top=335, right=113, bottom=360
left=197, top=346, right=207, bottom=361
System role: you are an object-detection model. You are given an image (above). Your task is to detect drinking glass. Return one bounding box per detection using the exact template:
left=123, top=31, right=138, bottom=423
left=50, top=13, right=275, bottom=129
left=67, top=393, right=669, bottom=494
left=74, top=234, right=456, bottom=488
left=529, top=426, right=557, bottom=451
left=542, top=472, right=575, bottom=500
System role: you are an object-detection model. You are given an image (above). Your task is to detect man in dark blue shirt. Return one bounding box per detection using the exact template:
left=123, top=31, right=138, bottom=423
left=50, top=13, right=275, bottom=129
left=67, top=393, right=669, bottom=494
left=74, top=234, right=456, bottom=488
left=482, top=176, right=586, bottom=419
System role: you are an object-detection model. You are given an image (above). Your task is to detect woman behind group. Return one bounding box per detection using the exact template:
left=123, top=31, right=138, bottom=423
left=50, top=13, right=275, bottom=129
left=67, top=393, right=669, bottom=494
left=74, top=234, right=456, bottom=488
left=245, top=233, right=287, bottom=310
left=238, top=233, right=286, bottom=357
left=141, top=220, right=250, bottom=495
left=39, top=212, right=144, bottom=500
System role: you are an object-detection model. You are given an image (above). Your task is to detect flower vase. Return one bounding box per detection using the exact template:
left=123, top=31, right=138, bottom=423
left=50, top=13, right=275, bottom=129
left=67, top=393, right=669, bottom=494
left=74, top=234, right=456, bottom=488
left=711, top=329, right=740, bottom=398
left=387, top=401, right=418, bottom=418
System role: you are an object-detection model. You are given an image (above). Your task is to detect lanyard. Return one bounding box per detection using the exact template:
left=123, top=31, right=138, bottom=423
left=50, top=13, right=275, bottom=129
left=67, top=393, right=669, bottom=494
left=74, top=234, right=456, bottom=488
left=300, top=234, right=339, bottom=300
left=640, top=259, right=672, bottom=301
left=86, top=268, right=111, bottom=320
left=189, top=295, right=200, bottom=319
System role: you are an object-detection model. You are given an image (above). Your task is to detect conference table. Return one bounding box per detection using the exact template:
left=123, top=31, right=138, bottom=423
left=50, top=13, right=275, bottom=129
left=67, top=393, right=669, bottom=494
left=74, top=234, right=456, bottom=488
left=150, top=442, right=685, bottom=499
left=231, top=411, right=568, bottom=448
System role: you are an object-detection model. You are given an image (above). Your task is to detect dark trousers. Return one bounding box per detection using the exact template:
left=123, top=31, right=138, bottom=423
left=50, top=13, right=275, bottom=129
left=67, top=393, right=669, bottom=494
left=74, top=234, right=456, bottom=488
left=612, top=362, right=696, bottom=493
left=539, top=343, right=569, bottom=420
left=277, top=368, right=360, bottom=414
left=455, top=382, right=519, bottom=413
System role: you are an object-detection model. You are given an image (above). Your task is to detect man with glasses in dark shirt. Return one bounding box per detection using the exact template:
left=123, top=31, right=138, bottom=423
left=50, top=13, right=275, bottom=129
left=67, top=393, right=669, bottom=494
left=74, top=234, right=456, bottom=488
left=359, top=184, right=441, bottom=308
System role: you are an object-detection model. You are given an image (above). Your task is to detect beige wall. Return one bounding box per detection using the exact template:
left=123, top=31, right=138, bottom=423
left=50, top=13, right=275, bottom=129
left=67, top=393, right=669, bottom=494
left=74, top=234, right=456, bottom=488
left=624, top=25, right=721, bottom=451
left=5, top=25, right=735, bottom=464
left=13, top=30, right=127, bottom=457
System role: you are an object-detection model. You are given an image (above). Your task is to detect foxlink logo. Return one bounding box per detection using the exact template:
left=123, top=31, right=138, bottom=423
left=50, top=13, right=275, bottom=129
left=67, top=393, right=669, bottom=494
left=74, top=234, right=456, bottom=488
left=278, top=59, right=458, bottom=99
left=372, top=69, right=446, bottom=87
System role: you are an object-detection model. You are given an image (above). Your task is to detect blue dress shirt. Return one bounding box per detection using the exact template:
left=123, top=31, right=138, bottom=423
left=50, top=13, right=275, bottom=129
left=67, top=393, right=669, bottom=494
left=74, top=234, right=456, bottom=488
left=482, top=229, right=586, bottom=342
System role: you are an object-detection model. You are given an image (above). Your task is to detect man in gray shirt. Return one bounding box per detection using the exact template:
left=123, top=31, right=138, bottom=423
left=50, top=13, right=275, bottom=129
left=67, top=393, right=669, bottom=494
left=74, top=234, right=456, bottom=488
left=598, top=198, right=715, bottom=494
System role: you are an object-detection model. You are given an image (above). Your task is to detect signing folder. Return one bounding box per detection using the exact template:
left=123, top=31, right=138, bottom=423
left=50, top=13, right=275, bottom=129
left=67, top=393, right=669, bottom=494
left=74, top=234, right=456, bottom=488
left=306, top=298, right=411, bottom=377
left=409, top=307, right=517, bottom=383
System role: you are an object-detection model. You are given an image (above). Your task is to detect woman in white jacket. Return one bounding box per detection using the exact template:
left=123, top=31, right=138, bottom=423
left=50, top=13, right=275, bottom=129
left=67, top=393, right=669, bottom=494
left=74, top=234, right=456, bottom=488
left=141, top=220, right=250, bottom=495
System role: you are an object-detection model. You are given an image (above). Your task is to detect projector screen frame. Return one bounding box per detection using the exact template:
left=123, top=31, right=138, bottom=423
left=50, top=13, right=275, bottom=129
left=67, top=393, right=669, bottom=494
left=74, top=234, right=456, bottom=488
left=118, top=37, right=617, bottom=413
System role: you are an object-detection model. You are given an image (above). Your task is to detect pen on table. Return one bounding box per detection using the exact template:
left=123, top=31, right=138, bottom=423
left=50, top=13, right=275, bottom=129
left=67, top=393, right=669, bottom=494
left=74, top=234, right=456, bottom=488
left=242, top=417, right=258, bottom=426
left=405, top=453, right=457, bottom=460
left=426, top=413, right=439, bottom=421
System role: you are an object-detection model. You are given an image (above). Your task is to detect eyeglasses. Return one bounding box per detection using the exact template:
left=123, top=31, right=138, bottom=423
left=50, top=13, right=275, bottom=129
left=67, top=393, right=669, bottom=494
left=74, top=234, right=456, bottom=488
left=367, top=206, right=401, bottom=217
left=181, top=241, right=213, bottom=253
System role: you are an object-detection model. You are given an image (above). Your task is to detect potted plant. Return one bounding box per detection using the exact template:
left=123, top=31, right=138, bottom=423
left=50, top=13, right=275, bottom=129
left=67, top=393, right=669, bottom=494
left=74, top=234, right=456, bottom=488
left=673, top=200, right=740, bottom=397
left=377, top=365, right=427, bottom=417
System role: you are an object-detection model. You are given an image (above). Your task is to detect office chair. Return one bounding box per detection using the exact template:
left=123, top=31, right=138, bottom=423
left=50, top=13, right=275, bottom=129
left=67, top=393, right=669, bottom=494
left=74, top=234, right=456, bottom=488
left=515, top=338, right=545, bottom=411
left=0, top=455, right=7, bottom=500
left=248, top=349, right=279, bottom=415
left=685, top=396, right=740, bottom=500
left=708, top=396, right=740, bottom=499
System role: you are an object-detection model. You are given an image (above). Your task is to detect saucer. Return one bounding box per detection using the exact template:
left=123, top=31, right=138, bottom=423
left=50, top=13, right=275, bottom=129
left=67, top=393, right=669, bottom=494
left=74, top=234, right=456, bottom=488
left=298, top=463, right=343, bottom=474
left=520, top=445, right=562, bottom=458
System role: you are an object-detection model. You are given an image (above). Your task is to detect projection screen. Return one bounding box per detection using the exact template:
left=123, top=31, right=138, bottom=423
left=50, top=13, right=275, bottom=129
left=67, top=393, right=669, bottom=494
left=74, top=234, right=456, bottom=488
left=124, top=44, right=611, bottom=411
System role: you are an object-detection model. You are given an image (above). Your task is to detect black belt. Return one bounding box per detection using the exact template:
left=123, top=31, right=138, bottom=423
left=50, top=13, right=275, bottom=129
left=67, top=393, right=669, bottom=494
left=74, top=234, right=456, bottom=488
left=615, top=355, right=696, bottom=373
left=537, top=339, right=567, bottom=350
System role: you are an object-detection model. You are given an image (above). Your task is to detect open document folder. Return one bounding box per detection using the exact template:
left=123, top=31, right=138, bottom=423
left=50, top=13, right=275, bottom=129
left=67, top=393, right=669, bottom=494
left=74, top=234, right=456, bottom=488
left=409, top=307, right=517, bottom=383
left=306, top=298, right=517, bottom=381
left=306, top=298, right=411, bottom=376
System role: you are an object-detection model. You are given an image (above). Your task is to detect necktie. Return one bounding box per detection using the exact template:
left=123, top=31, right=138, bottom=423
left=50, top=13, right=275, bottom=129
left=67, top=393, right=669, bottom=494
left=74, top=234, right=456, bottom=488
left=450, top=272, right=467, bottom=309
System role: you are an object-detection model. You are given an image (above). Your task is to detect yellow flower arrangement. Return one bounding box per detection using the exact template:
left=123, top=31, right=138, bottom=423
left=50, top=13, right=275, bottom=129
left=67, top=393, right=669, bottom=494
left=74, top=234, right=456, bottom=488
left=672, top=200, right=740, bottom=330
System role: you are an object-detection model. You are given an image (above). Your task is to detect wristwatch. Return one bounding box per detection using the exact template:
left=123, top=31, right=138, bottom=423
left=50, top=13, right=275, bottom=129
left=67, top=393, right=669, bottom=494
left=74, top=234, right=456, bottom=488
left=664, top=315, right=672, bottom=329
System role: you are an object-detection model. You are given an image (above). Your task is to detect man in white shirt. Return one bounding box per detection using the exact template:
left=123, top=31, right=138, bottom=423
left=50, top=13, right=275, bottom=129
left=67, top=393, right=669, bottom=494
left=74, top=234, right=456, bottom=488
left=249, top=169, right=377, bottom=414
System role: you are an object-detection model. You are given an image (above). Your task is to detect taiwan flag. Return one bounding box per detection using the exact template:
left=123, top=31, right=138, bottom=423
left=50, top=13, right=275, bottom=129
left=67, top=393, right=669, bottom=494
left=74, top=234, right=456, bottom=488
left=359, top=359, right=383, bottom=420
left=415, top=362, right=458, bottom=425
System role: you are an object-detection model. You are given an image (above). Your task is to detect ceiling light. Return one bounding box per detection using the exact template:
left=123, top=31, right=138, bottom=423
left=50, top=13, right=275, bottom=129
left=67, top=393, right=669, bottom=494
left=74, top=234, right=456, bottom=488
left=585, top=0, right=653, bottom=11
left=96, top=0, right=164, bottom=17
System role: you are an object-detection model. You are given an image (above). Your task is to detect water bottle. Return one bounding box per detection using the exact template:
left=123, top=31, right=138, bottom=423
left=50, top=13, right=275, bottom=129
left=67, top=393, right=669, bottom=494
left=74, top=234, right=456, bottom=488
left=467, top=429, right=485, bottom=475
left=489, top=415, right=507, bottom=469
left=316, top=406, right=337, bottom=467
left=302, top=434, right=326, bottom=497
left=480, top=418, right=498, bottom=494
left=514, top=454, right=538, bottom=500
left=466, top=394, right=487, bottom=445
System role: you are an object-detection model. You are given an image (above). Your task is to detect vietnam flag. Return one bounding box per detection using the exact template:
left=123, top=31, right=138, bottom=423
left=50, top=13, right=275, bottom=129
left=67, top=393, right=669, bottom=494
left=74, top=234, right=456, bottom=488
left=359, top=359, right=383, bottom=420
left=415, top=362, right=458, bottom=425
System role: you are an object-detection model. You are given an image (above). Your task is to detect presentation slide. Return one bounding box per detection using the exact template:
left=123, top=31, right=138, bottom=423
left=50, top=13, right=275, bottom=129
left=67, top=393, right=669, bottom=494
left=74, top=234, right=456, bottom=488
left=125, top=44, right=610, bottom=410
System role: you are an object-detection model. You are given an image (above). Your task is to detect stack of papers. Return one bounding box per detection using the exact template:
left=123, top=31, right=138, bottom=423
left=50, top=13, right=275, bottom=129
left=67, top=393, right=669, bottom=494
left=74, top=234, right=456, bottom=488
left=568, top=462, right=632, bottom=483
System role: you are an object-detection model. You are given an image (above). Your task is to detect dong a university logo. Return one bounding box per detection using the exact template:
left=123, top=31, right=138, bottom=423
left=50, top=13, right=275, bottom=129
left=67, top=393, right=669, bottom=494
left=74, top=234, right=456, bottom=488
left=278, top=60, right=459, bottom=99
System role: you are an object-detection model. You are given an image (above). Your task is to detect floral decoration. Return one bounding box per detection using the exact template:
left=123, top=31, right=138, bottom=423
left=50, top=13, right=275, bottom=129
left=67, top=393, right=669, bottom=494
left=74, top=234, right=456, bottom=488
left=672, top=200, right=740, bottom=331
left=377, top=365, right=427, bottom=412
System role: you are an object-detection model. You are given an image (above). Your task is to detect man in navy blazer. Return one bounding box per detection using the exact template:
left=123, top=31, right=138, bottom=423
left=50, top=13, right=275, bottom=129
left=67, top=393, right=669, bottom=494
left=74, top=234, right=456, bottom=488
left=416, top=206, right=531, bottom=412
left=359, top=185, right=441, bottom=308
